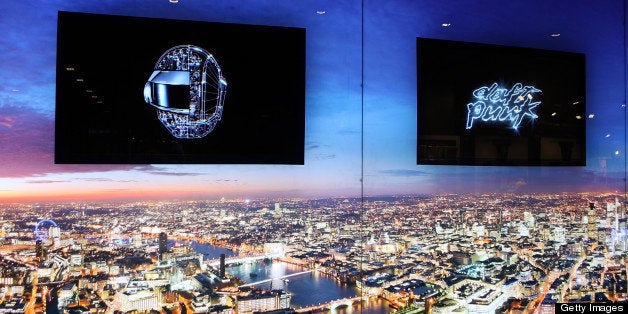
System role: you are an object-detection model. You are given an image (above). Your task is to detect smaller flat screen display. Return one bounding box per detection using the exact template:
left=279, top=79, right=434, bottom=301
left=417, top=38, right=586, bottom=166
left=56, top=12, right=305, bottom=164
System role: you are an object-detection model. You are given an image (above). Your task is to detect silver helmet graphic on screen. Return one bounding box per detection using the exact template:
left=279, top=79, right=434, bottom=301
left=144, top=45, right=227, bottom=139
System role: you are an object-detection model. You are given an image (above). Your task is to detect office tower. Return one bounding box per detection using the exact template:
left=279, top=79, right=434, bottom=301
left=523, top=211, right=535, bottom=228
left=158, top=232, right=168, bottom=257
left=275, top=202, right=282, bottom=214
left=518, top=223, right=530, bottom=237
left=587, top=203, right=598, bottom=242
left=458, top=208, right=467, bottom=229
left=219, top=253, right=226, bottom=278
left=36, top=239, right=46, bottom=260
left=49, top=226, right=61, bottom=241
left=552, top=226, right=566, bottom=244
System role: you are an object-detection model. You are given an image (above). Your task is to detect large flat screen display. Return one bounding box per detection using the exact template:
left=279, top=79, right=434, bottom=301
left=56, top=12, right=305, bottom=164
left=417, top=38, right=586, bottom=166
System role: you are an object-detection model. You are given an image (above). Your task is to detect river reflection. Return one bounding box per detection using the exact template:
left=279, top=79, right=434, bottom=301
left=228, top=262, right=390, bottom=314
left=186, top=241, right=391, bottom=313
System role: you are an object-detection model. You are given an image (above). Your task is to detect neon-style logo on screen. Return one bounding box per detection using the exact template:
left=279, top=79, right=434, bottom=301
left=466, top=82, right=541, bottom=130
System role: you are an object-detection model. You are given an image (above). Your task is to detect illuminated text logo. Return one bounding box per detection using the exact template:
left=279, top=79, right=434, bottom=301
left=466, top=82, right=541, bottom=130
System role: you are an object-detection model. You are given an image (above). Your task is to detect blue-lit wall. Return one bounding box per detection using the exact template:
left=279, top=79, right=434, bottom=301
left=362, top=0, right=626, bottom=195
left=0, top=0, right=625, bottom=200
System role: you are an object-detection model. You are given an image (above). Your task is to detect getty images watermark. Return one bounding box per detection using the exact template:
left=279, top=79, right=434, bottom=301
left=556, top=303, right=626, bottom=313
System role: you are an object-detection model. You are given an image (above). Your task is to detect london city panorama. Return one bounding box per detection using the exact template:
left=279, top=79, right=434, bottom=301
left=0, top=192, right=626, bottom=313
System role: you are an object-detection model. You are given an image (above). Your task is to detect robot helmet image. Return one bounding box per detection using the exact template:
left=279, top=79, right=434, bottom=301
left=144, top=45, right=227, bottom=139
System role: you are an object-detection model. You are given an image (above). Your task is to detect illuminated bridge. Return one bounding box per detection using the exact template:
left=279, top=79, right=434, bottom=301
left=35, top=281, right=68, bottom=286
left=295, top=296, right=364, bottom=312
left=206, top=252, right=283, bottom=267
left=238, top=270, right=313, bottom=288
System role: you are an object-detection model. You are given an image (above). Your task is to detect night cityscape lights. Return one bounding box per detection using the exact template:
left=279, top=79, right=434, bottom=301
left=144, top=45, right=228, bottom=139
left=1, top=193, right=627, bottom=313
left=466, top=82, right=542, bottom=130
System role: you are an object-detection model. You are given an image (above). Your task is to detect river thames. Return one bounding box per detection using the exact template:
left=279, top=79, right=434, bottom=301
left=189, top=241, right=391, bottom=313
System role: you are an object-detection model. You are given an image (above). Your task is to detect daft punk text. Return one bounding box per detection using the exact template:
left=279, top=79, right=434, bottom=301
left=465, top=82, right=542, bottom=130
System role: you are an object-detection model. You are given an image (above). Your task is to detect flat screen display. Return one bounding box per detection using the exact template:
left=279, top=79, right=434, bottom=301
left=417, top=38, right=586, bottom=166
left=56, top=11, right=305, bottom=164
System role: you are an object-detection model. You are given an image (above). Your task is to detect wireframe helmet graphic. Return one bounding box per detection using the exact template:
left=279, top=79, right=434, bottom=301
left=144, top=45, right=227, bottom=139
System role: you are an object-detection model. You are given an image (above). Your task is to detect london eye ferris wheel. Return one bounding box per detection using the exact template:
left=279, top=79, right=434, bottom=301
left=34, top=219, right=58, bottom=242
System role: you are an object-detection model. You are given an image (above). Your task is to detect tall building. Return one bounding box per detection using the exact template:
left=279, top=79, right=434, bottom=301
left=49, top=226, right=61, bottom=243
left=523, top=211, right=535, bottom=228
left=518, top=223, right=530, bottom=237
left=158, top=232, right=168, bottom=258
left=458, top=207, right=469, bottom=229
left=36, top=240, right=46, bottom=260
left=552, top=226, right=566, bottom=244
left=587, top=203, right=598, bottom=242
left=219, top=253, right=226, bottom=278
left=606, top=198, right=623, bottom=250
left=274, top=202, right=282, bottom=214
left=606, top=199, right=617, bottom=229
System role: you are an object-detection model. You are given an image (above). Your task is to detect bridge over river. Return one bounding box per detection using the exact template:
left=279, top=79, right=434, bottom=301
left=206, top=252, right=283, bottom=267
left=295, top=296, right=364, bottom=312
left=238, top=270, right=313, bottom=287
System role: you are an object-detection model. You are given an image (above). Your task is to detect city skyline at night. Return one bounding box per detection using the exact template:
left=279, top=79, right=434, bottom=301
left=0, top=2, right=626, bottom=312
left=1, top=192, right=627, bottom=313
